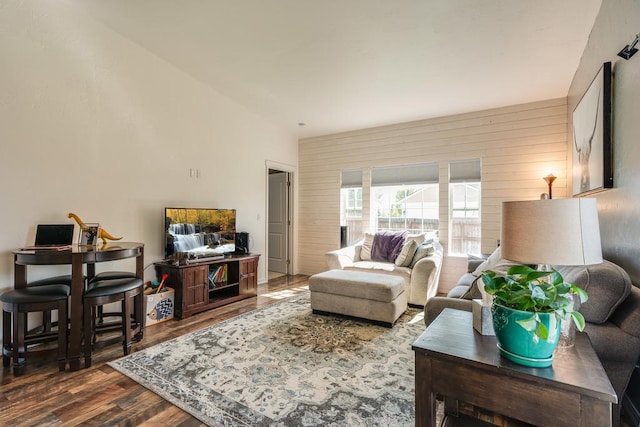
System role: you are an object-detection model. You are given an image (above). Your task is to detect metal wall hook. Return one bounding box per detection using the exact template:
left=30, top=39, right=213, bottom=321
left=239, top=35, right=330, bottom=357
left=618, top=33, right=640, bottom=60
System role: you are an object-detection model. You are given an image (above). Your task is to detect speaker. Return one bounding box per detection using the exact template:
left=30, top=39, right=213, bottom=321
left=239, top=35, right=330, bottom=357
left=340, top=226, right=348, bottom=248
left=235, top=232, right=249, bottom=254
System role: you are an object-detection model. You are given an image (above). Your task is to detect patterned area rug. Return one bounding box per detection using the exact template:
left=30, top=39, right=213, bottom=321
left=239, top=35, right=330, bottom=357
left=109, top=294, right=430, bottom=426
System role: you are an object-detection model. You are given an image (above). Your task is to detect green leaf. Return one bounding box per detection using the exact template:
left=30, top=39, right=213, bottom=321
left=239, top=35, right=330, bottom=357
left=534, top=319, right=549, bottom=340
left=571, top=311, right=586, bottom=332
left=516, top=315, right=538, bottom=332
left=571, top=285, right=589, bottom=303
left=507, top=265, right=535, bottom=275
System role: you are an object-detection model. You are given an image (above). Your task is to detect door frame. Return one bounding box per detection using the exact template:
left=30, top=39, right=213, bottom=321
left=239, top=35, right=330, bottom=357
left=265, top=160, right=296, bottom=276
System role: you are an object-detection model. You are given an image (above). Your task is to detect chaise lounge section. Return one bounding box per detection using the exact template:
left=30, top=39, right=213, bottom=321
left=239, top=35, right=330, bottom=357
left=325, top=231, right=443, bottom=307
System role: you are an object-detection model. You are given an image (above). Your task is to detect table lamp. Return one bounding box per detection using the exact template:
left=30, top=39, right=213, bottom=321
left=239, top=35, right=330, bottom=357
left=500, top=198, right=603, bottom=346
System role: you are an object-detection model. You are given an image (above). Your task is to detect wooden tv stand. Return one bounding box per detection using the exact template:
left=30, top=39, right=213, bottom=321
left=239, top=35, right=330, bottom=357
left=155, top=253, right=260, bottom=319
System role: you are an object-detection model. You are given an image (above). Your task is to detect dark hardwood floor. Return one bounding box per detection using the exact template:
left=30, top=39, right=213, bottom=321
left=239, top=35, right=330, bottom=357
left=0, top=274, right=310, bottom=426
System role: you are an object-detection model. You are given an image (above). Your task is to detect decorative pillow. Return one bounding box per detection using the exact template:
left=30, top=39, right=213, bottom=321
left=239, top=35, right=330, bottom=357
left=409, top=242, right=435, bottom=268
left=472, top=247, right=520, bottom=277
left=360, top=233, right=375, bottom=261
left=370, top=230, right=407, bottom=262
left=395, top=239, right=418, bottom=267
left=462, top=276, right=483, bottom=300
left=424, top=230, right=439, bottom=241
left=406, top=232, right=427, bottom=246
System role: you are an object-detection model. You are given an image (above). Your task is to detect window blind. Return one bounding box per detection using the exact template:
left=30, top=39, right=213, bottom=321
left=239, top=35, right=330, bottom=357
left=449, top=159, right=481, bottom=183
left=341, top=169, right=362, bottom=188
left=371, top=163, right=438, bottom=186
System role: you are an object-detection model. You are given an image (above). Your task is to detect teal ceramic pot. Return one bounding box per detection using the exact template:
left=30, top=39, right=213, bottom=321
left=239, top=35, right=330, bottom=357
left=491, top=302, right=561, bottom=368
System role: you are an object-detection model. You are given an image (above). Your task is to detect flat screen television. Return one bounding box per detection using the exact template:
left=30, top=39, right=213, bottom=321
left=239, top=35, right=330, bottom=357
left=164, top=207, right=236, bottom=259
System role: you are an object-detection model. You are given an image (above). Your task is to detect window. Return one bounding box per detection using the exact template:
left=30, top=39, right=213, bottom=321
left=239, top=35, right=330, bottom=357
left=340, top=169, right=363, bottom=245
left=371, top=163, right=439, bottom=233
left=341, top=187, right=362, bottom=218
left=449, top=160, right=481, bottom=255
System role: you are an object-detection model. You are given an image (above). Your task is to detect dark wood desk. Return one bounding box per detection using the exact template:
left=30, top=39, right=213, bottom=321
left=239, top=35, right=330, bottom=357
left=412, top=309, right=617, bottom=427
left=13, top=242, right=144, bottom=371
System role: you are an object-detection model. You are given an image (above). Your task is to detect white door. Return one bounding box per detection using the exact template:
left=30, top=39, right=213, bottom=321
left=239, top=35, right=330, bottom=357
left=268, top=171, right=289, bottom=274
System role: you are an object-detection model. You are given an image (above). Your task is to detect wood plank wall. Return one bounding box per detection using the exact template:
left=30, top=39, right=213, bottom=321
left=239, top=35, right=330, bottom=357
left=298, top=98, right=568, bottom=292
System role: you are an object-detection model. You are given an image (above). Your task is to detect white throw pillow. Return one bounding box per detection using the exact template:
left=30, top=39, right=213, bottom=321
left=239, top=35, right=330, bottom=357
left=395, top=239, right=418, bottom=267
left=406, top=232, right=426, bottom=246
left=360, top=233, right=375, bottom=261
left=472, top=247, right=520, bottom=277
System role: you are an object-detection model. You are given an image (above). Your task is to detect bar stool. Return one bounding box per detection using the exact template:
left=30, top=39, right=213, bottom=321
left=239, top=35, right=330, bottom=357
left=88, top=271, right=137, bottom=284
left=87, top=271, right=137, bottom=331
left=1, top=284, right=69, bottom=375
left=83, top=277, right=144, bottom=368
left=27, top=275, right=72, bottom=332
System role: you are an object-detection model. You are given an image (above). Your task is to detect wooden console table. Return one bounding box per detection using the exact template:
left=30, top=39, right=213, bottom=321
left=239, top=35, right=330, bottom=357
left=14, top=242, right=144, bottom=371
left=412, top=309, right=617, bottom=427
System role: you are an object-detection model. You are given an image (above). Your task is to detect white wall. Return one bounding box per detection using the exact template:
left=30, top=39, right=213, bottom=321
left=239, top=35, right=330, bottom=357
left=299, top=98, right=569, bottom=292
left=567, top=0, right=640, bottom=283
left=0, top=2, right=298, bottom=291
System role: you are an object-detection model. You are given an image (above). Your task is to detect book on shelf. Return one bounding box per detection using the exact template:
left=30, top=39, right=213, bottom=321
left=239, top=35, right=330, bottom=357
left=208, top=264, right=228, bottom=286
left=209, top=264, right=227, bottom=286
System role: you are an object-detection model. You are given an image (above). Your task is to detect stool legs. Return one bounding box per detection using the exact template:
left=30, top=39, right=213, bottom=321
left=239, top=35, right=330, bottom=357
left=2, top=308, right=12, bottom=368
left=57, top=299, right=68, bottom=372
left=123, top=290, right=133, bottom=356
left=11, top=303, right=26, bottom=375
left=83, top=286, right=144, bottom=368
left=2, top=300, right=68, bottom=375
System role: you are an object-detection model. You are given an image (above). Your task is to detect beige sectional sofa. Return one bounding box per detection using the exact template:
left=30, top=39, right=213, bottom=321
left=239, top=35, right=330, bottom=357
left=325, top=232, right=443, bottom=307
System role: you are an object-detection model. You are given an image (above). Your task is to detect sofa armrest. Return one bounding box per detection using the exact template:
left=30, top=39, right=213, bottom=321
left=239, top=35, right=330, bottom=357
left=409, top=242, right=444, bottom=306
left=424, top=297, right=472, bottom=326
left=325, top=244, right=361, bottom=270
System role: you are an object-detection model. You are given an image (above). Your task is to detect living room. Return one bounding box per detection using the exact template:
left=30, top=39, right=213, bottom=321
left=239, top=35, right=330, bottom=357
left=1, top=0, right=640, bottom=425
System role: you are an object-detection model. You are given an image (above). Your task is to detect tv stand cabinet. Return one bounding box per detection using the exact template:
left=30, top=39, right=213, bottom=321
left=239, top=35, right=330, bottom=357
left=155, top=253, right=260, bottom=319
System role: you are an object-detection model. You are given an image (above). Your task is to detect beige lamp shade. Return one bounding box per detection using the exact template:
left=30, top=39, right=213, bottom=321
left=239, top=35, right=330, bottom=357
left=500, top=198, right=603, bottom=266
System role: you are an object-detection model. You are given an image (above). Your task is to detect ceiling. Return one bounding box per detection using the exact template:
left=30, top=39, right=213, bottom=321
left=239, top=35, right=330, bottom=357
left=72, top=0, right=602, bottom=139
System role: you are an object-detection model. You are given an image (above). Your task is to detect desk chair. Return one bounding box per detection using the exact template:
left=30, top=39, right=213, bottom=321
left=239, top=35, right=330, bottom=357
left=1, top=285, right=69, bottom=375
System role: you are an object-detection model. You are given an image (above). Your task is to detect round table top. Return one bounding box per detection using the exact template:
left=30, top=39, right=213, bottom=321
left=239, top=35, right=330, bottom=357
left=13, top=242, right=144, bottom=265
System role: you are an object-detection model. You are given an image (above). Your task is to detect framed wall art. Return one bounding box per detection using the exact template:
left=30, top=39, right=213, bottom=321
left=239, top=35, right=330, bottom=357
left=572, top=61, right=613, bottom=197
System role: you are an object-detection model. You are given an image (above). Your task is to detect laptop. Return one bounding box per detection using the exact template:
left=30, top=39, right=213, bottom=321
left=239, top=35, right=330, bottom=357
left=23, top=224, right=75, bottom=250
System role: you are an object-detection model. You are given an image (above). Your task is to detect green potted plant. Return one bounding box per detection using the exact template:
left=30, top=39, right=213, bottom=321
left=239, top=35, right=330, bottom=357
left=481, top=265, right=588, bottom=367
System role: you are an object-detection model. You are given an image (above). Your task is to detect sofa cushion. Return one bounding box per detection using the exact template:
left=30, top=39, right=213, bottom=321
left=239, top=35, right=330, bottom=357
left=461, top=275, right=483, bottom=300
left=309, top=270, right=405, bottom=302
left=395, top=239, right=418, bottom=267
left=555, top=260, right=632, bottom=324
left=406, top=232, right=428, bottom=245
left=360, top=233, right=375, bottom=261
left=447, top=284, right=471, bottom=299
left=410, top=242, right=435, bottom=268
left=346, top=262, right=411, bottom=282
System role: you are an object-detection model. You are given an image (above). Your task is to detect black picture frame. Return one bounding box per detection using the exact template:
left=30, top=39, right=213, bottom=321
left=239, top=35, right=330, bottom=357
left=572, top=61, right=613, bottom=197
left=79, top=223, right=100, bottom=246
